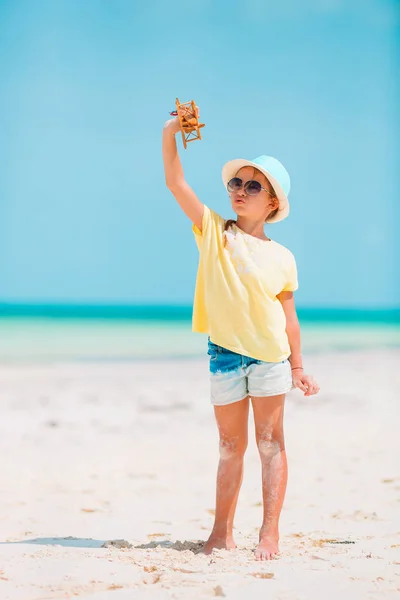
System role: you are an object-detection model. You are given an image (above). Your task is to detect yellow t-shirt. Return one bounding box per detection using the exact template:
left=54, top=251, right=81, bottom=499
left=192, top=205, right=298, bottom=363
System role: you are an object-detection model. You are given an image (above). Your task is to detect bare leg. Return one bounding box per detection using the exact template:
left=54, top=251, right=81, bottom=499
left=202, top=396, right=249, bottom=554
left=251, top=394, right=287, bottom=560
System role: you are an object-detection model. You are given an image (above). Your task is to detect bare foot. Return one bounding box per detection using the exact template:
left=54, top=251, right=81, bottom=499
left=202, top=534, right=237, bottom=555
left=255, top=535, right=279, bottom=560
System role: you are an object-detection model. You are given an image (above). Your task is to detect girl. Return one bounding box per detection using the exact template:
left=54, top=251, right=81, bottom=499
left=162, top=108, right=320, bottom=561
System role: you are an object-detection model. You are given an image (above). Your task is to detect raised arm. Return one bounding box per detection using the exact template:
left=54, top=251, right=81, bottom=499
left=162, top=115, right=204, bottom=231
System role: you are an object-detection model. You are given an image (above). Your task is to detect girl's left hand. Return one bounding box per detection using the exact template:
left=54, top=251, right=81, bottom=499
left=292, top=371, right=320, bottom=396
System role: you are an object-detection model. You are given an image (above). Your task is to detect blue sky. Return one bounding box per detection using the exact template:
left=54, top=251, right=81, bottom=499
left=0, top=0, right=398, bottom=308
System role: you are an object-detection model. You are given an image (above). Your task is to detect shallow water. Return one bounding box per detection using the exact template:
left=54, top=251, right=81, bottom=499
left=1, top=317, right=399, bottom=362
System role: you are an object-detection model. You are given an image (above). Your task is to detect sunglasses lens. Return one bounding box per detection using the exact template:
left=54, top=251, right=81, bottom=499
left=245, top=180, right=262, bottom=195
left=227, top=177, right=243, bottom=192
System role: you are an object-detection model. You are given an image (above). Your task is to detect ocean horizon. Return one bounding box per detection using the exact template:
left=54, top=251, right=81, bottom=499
left=1, top=304, right=399, bottom=362
left=1, top=303, right=399, bottom=323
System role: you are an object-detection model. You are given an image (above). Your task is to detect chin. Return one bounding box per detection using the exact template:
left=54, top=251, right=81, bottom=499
left=231, top=204, right=247, bottom=214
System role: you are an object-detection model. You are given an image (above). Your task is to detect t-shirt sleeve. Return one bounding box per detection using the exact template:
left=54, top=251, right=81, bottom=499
left=192, top=205, right=211, bottom=245
left=282, top=252, right=299, bottom=292
left=192, top=205, right=224, bottom=250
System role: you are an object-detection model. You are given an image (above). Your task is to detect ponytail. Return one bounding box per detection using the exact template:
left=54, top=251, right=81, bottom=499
left=223, top=219, right=236, bottom=248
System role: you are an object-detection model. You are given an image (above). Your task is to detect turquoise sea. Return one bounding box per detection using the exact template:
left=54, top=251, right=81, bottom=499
left=0, top=306, right=399, bottom=362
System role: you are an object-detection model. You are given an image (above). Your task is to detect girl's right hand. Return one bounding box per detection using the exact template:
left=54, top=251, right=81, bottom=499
left=163, top=116, right=181, bottom=135
left=164, top=104, right=201, bottom=135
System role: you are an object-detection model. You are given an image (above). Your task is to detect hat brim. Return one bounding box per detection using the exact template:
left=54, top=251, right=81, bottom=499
left=222, top=159, right=290, bottom=223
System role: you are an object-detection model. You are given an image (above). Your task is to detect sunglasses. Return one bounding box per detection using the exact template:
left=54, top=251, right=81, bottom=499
left=227, top=177, right=272, bottom=196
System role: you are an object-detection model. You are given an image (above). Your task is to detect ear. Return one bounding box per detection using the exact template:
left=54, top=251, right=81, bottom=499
left=269, top=197, right=279, bottom=210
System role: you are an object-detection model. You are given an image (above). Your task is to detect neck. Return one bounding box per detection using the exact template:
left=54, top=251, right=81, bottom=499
left=235, top=217, right=270, bottom=241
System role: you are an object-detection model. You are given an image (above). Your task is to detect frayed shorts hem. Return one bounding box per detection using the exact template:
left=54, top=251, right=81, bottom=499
left=211, top=386, right=293, bottom=407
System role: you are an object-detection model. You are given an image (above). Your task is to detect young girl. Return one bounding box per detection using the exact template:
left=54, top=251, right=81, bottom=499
left=162, top=108, right=320, bottom=561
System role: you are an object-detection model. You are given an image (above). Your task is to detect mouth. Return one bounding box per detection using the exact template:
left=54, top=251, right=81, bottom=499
left=234, top=198, right=246, bottom=205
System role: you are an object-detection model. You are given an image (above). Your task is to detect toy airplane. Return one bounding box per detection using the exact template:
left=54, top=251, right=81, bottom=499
left=170, top=98, right=205, bottom=149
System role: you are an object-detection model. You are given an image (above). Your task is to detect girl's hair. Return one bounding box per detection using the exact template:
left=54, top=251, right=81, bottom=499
left=223, top=167, right=279, bottom=246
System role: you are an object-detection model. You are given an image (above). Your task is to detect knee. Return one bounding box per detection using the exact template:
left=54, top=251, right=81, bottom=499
left=257, top=428, right=284, bottom=459
left=219, top=436, right=247, bottom=460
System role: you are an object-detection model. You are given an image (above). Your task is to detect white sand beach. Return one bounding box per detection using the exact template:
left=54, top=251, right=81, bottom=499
left=0, top=347, right=399, bottom=599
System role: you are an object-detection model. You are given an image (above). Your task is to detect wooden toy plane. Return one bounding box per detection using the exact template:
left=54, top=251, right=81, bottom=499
left=170, top=98, right=205, bottom=149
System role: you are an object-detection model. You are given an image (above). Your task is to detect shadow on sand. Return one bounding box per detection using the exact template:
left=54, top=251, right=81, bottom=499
left=0, top=536, right=205, bottom=553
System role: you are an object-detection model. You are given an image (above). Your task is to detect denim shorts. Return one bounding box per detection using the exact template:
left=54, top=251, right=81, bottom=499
left=207, top=338, right=293, bottom=406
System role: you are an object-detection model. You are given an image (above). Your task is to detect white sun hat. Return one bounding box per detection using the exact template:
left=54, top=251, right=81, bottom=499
left=222, top=154, right=291, bottom=223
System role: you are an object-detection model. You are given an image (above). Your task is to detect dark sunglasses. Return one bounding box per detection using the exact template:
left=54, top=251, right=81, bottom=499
left=227, top=177, right=271, bottom=196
